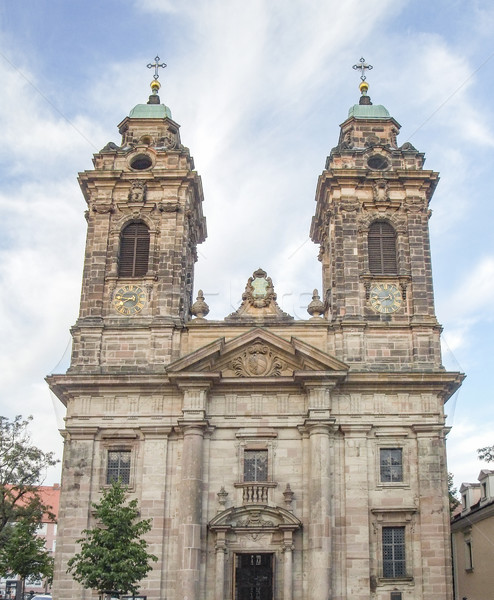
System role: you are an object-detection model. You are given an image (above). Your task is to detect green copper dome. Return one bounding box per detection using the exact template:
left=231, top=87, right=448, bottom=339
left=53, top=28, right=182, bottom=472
left=129, top=103, right=172, bottom=119
left=348, top=104, right=390, bottom=119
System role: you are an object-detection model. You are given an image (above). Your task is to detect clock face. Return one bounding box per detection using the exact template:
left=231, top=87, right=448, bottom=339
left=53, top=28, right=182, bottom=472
left=369, top=283, right=402, bottom=314
left=113, top=285, right=147, bottom=316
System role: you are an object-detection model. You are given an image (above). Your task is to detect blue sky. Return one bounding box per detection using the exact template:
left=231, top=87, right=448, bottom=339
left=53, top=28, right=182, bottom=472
left=0, top=0, right=492, bottom=490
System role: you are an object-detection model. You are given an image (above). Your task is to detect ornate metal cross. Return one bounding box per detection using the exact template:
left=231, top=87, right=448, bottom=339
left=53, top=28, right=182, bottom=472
left=352, top=57, right=373, bottom=81
left=147, top=55, right=167, bottom=80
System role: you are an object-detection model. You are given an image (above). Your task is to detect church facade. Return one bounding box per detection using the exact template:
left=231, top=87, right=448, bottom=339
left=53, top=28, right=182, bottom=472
left=47, top=72, right=463, bottom=600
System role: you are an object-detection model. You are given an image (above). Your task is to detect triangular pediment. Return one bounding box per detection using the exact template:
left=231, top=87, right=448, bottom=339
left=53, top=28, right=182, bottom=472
left=167, top=328, right=348, bottom=381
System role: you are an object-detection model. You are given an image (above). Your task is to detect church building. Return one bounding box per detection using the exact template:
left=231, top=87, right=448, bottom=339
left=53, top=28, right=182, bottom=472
left=47, top=59, right=463, bottom=600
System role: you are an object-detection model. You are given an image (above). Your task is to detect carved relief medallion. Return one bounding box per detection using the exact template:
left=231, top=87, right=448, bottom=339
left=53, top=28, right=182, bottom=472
left=243, top=268, right=275, bottom=308
left=230, top=343, right=283, bottom=377
left=128, top=181, right=147, bottom=203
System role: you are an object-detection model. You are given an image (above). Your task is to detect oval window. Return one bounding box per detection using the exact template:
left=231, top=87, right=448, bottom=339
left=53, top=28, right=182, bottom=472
left=367, top=155, right=389, bottom=170
left=130, top=154, right=153, bottom=170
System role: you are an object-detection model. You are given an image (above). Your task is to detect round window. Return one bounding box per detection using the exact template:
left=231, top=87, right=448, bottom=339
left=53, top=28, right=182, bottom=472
left=367, top=155, right=389, bottom=170
left=130, top=154, right=153, bottom=170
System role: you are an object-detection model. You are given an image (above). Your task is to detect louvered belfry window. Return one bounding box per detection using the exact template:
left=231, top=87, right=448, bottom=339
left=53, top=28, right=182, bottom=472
left=368, top=221, right=397, bottom=274
left=118, top=222, right=150, bottom=277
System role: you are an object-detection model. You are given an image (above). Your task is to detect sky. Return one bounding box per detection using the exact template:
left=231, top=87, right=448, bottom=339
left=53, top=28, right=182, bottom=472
left=0, top=0, right=493, bottom=492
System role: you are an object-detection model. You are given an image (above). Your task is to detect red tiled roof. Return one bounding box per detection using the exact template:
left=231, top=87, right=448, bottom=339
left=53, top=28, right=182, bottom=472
left=36, top=484, right=60, bottom=521
left=6, top=483, right=61, bottom=522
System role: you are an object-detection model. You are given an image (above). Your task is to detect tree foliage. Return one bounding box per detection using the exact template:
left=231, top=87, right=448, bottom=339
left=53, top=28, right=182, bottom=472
left=477, top=445, right=494, bottom=463
left=448, top=472, right=460, bottom=514
left=67, top=481, right=157, bottom=598
left=0, top=519, right=54, bottom=594
left=0, top=415, right=58, bottom=542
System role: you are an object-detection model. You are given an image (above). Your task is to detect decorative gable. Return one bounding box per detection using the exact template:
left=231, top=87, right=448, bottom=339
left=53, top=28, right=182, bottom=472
left=209, top=505, right=301, bottom=533
left=167, top=328, right=348, bottom=385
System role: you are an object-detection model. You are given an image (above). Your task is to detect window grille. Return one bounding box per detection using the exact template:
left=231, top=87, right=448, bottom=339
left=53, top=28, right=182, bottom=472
left=368, top=221, right=397, bottom=275
left=380, top=448, right=403, bottom=482
left=383, top=526, right=406, bottom=578
left=106, top=450, right=131, bottom=485
left=244, top=450, right=268, bottom=482
left=118, top=222, right=150, bottom=277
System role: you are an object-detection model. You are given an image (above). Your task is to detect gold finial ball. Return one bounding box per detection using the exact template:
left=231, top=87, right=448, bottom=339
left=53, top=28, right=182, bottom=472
left=150, top=80, right=161, bottom=92
left=359, top=80, right=369, bottom=94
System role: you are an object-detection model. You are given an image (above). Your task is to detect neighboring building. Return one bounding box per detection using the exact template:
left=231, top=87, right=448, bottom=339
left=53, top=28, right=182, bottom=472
left=35, top=484, right=60, bottom=556
left=451, top=470, right=494, bottom=600
left=0, top=484, right=60, bottom=598
left=47, top=68, right=463, bottom=600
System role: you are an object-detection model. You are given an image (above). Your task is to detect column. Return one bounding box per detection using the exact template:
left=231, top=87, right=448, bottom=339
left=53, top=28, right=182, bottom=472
left=177, top=422, right=207, bottom=600
left=307, top=422, right=333, bottom=600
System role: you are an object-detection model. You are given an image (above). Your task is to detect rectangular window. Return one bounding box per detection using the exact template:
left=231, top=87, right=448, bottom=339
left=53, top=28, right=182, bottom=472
left=106, top=450, right=131, bottom=485
left=382, top=526, right=406, bottom=578
left=36, top=523, right=48, bottom=535
left=244, top=450, right=268, bottom=482
left=465, top=540, right=473, bottom=570
left=380, top=448, right=403, bottom=483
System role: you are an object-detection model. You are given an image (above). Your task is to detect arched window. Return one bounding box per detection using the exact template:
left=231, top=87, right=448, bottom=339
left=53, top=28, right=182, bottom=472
left=368, top=221, right=397, bottom=275
left=118, top=222, right=150, bottom=277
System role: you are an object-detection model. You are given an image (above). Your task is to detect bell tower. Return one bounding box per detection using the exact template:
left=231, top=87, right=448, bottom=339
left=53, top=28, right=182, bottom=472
left=310, top=63, right=441, bottom=370
left=71, top=64, right=206, bottom=371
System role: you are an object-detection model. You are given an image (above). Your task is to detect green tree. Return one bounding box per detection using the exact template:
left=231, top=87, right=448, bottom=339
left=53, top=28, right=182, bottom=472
left=67, top=480, right=157, bottom=599
left=477, top=445, right=494, bottom=463
left=0, top=415, right=58, bottom=542
left=0, top=519, right=54, bottom=596
left=448, top=472, right=460, bottom=514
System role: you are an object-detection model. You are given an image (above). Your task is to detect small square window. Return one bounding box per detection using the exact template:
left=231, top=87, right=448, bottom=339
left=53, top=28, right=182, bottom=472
left=244, top=450, right=268, bottom=482
left=380, top=448, right=403, bottom=483
left=382, top=526, right=406, bottom=578
left=106, top=450, right=131, bottom=485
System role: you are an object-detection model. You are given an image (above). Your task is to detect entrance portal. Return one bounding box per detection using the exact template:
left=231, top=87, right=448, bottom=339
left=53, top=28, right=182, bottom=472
left=235, top=553, right=273, bottom=600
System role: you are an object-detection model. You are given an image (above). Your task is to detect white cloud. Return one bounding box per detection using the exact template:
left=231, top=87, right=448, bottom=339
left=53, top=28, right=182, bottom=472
left=447, top=416, right=494, bottom=489
left=0, top=0, right=493, bottom=487
left=440, top=257, right=494, bottom=323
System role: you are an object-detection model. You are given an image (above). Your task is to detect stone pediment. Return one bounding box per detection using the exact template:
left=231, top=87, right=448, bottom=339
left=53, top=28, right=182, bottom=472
left=209, top=504, right=301, bottom=532
left=167, top=328, right=348, bottom=382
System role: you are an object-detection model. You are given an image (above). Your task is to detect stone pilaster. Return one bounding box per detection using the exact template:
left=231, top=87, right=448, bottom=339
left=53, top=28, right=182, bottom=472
left=414, top=424, right=453, bottom=600
left=139, top=426, right=172, bottom=599
left=340, top=424, right=372, bottom=600
left=214, top=530, right=228, bottom=600
left=281, top=530, right=294, bottom=600
left=51, top=428, right=98, bottom=600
